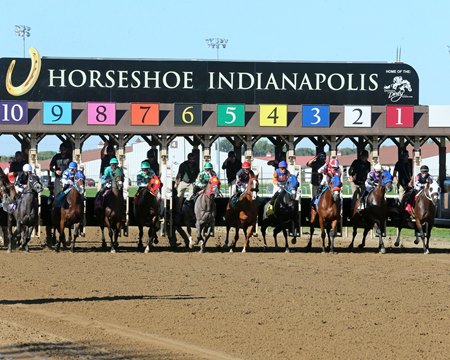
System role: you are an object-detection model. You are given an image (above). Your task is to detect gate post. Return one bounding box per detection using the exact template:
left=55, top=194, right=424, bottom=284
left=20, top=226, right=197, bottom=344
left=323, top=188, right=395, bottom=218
left=29, top=133, right=41, bottom=241
left=413, top=137, right=421, bottom=175
left=117, top=134, right=129, bottom=237
left=371, top=136, right=379, bottom=165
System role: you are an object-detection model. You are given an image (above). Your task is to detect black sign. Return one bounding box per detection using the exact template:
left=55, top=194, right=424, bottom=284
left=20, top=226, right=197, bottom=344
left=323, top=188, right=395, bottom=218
left=0, top=54, right=419, bottom=105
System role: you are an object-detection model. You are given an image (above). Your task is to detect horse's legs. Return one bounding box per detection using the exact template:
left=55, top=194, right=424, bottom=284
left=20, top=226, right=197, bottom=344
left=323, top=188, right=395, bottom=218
left=329, top=220, right=337, bottom=254
left=360, top=226, right=370, bottom=249
left=261, top=223, right=268, bottom=249
left=307, top=209, right=316, bottom=249
left=100, top=226, right=107, bottom=249
left=224, top=225, right=231, bottom=249
left=273, top=227, right=279, bottom=248
left=242, top=225, right=252, bottom=253
left=145, top=226, right=154, bottom=253
left=374, top=222, right=385, bottom=254
left=282, top=227, right=289, bottom=253
left=71, top=224, right=79, bottom=253
left=319, top=217, right=326, bottom=253
left=105, top=218, right=115, bottom=253
left=418, top=222, right=429, bottom=254
left=23, top=226, right=33, bottom=252
left=415, top=222, right=423, bottom=246
left=425, top=224, right=432, bottom=254
left=394, top=225, right=403, bottom=247
left=137, top=225, right=144, bottom=250
left=350, top=224, right=358, bottom=249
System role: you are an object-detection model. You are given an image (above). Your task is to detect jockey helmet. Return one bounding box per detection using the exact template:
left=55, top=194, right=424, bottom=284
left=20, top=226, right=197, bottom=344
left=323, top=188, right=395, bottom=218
left=330, top=159, right=339, bottom=168
left=374, top=163, right=382, bottom=172
left=401, top=149, right=409, bottom=158
left=22, top=163, right=32, bottom=172
left=278, top=161, right=287, bottom=168
left=204, top=162, right=213, bottom=170
left=420, top=165, right=429, bottom=173
left=110, top=158, right=119, bottom=165
left=69, top=161, right=78, bottom=170
left=359, top=150, right=369, bottom=158
left=318, top=151, right=326, bottom=159
left=242, top=161, right=251, bottom=169
left=228, top=151, right=235, bottom=157
left=141, top=161, right=151, bottom=169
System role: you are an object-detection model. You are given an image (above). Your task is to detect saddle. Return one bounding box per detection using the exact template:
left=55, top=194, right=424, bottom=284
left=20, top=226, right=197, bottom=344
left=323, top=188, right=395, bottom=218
left=312, top=187, right=328, bottom=210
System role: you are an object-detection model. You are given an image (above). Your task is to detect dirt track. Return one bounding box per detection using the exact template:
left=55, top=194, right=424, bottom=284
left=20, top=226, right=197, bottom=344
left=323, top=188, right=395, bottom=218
left=0, top=228, right=450, bottom=359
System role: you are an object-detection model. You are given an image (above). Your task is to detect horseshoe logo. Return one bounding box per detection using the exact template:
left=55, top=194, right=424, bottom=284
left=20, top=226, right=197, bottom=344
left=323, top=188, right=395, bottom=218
left=6, top=47, right=41, bottom=96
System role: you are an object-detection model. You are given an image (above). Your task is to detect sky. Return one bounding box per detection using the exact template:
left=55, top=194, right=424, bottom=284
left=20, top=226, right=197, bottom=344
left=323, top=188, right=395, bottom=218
left=1, top=0, right=450, bottom=153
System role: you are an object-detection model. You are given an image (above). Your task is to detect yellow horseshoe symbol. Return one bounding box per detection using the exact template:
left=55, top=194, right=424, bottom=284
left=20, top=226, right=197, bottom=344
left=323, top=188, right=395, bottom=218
left=6, top=47, right=42, bottom=97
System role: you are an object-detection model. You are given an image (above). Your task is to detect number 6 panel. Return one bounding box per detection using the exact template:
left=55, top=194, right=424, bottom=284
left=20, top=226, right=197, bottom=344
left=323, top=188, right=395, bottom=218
left=174, top=104, right=202, bottom=126
left=344, top=106, right=371, bottom=128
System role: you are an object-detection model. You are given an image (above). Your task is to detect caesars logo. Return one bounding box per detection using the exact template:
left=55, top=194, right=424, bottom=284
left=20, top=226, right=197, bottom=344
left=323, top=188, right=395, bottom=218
left=5, top=47, right=42, bottom=96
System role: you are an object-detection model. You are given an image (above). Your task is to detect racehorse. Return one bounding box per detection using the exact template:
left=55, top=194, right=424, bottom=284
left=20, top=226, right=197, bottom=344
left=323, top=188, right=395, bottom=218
left=394, top=178, right=440, bottom=254
left=224, top=174, right=258, bottom=253
left=173, top=196, right=196, bottom=249
left=349, top=170, right=393, bottom=253
left=306, top=174, right=341, bottom=253
left=0, top=172, right=14, bottom=250
left=261, top=174, right=299, bottom=253
left=192, top=176, right=221, bottom=253
left=52, top=177, right=85, bottom=252
left=95, top=175, right=126, bottom=253
left=134, top=176, right=161, bottom=253
left=10, top=175, right=43, bottom=252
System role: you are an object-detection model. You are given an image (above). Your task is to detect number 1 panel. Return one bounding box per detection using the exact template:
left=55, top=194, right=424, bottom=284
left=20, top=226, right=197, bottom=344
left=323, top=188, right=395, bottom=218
left=131, top=103, right=159, bottom=126
left=43, top=102, right=72, bottom=125
left=344, top=106, right=371, bottom=128
left=386, top=105, right=414, bottom=128
left=87, top=102, right=116, bottom=125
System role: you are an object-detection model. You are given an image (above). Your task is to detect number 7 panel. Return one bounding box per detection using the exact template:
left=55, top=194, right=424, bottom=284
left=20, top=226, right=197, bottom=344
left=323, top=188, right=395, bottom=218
left=131, top=103, right=160, bottom=126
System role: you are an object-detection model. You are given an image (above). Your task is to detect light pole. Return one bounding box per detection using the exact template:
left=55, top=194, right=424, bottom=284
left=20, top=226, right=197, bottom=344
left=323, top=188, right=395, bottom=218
left=205, top=37, right=228, bottom=60
left=15, top=25, right=31, bottom=58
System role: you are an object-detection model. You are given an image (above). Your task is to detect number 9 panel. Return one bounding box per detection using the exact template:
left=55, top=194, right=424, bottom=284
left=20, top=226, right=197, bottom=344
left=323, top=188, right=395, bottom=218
left=43, top=102, right=72, bottom=125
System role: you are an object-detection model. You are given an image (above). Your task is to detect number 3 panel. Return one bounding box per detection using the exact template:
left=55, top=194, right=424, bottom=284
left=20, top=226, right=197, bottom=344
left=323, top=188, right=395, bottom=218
left=43, top=102, right=72, bottom=125
left=302, top=105, right=330, bottom=127
left=87, top=102, right=116, bottom=125
left=344, top=106, right=371, bottom=128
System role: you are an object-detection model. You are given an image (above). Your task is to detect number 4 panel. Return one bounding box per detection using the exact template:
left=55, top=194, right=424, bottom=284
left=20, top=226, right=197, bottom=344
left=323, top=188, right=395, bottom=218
left=344, top=106, right=371, bottom=127
left=259, top=105, right=287, bottom=127
left=131, top=103, right=159, bottom=126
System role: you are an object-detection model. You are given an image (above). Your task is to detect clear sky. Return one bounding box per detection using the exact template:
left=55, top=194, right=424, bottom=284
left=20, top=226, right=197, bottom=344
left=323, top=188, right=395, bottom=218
left=1, top=0, right=449, bottom=153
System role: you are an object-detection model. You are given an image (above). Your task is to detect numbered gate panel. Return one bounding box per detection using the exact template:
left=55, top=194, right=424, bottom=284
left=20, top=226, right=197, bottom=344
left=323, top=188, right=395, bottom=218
left=43, top=102, right=72, bottom=125
left=131, top=103, right=159, bottom=126
left=217, top=104, right=245, bottom=127
left=386, top=105, right=414, bottom=128
left=174, top=103, right=202, bottom=126
left=0, top=100, right=28, bottom=124
left=259, top=104, right=287, bottom=127
left=87, top=102, right=116, bottom=125
left=428, top=105, right=450, bottom=127
left=302, top=105, right=330, bottom=127
left=344, top=105, right=371, bottom=128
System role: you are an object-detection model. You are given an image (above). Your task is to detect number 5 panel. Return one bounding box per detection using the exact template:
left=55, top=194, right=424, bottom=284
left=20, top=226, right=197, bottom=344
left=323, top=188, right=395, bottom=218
left=43, top=102, right=72, bottom=125
left=217, top=104, right=245, bottom=127
left=344, top=106, right=371, bottom=128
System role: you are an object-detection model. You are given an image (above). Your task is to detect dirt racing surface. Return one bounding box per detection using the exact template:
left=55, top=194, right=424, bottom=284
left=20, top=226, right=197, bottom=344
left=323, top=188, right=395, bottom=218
left=0, top=228, right=450, bottom=360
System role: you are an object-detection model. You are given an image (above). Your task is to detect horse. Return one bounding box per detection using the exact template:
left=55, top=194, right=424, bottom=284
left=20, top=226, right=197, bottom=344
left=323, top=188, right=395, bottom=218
left=10, top=175, right=43, bottom=252
left=191, top=176, right=221, bottom=253
left=349, top=170, right=393, bottom=253
left=224, top=174, right=259, bottom=253
left=134, top=176, right=161, bottom=253
left=394, top=178, right=440, bottom=254
left=173, top=195, right=196, bottom=249
left=95, top=176, right=126, bottom=253
left=0, top=172, right=14, bottom=250
left=260, top=174, right=300, bottom=253
left=306, top=174, right=342, bottom=253
left=52, top=177, right=85, bottom=252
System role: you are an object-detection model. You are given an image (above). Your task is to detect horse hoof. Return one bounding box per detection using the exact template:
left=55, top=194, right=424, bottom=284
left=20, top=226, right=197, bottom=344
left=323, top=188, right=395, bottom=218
left=199, top=247, right=205, bottom=254
left=424, top=249, right=430, bottom=255
left=154, top=239, right=159, bottom=245
left=229, top=248, right=234, bottom=253
left=101, top=242, right=107, bottom=249
left=71, top=247, right=75, bottom=253
left=394, top=241, right=400, bottom=247
left=291, top=239, right=297, bottom=245
left=189, top=240, right=195, bottom=249
left=414, top=239, right=420, bottom=245
left=144, top=246, right=150, bottom=253
left=242, top=248, right=247, bottom=253
left=358, top=244, right=365, bottom=249
left=285, top=248, right=290, bottom=253
left=380, top=248, right=386, bottom=254
left=111, top=248, right=116, bottom=254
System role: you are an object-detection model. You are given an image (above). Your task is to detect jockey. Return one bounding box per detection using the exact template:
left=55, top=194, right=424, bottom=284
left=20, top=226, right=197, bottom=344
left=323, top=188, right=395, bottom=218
left=267, top=161, right=291, bottom=210
left=137, top=161, right=155, bottom=188
left=98, top=157, right=124, bottom=197
left=318, top=158, right=341, bottom=192
left=403, top=165, right=433, bottom=213
left=190, top=162, right=217, bottom=201
left=15, top=163, right=33, bottom=195
left=3, top=164, right=33, bottom=214
left=359, top=163, right=383, bottom=209
left=56, top=162, right=85, bottom=206
left=235, top=162, right=255, bottom=194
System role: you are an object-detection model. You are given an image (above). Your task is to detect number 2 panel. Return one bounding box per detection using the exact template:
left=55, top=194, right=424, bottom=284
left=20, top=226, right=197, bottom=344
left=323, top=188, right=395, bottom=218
left=87, top=102, right=116, bottom=125
left=131, top=103, right=159, bottom=126
left=344, top=106, right=371, bottom=128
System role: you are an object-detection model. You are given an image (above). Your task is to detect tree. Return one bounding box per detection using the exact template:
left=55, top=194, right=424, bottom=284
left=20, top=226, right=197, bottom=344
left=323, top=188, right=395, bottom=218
left=38, top=151, right=57, bottom=160
left=295, top=148, right=315, bottom=156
